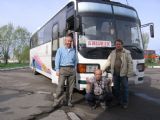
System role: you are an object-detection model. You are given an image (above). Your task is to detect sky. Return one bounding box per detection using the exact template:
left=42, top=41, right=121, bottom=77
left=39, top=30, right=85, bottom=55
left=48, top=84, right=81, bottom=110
left=0, top=0, right=159, bottom=54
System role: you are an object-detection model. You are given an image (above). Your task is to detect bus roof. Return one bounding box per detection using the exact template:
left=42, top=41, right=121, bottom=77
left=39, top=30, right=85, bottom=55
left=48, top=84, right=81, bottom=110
left=31, top=0, right=137, bottom=37
left=31, top=1, right=74, bottom=36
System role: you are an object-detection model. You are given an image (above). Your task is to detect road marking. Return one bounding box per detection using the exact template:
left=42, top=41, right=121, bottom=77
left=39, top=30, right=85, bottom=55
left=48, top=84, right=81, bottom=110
left=135, top=93, right=160, bottom=105
left=67, top=112, right=81, bottom=120
left=36, top=91, right=51, bottom=94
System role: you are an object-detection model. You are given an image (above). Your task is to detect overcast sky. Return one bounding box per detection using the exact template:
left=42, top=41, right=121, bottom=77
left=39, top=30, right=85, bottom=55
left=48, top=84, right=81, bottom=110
left=0, top=0, right=159, bottom=54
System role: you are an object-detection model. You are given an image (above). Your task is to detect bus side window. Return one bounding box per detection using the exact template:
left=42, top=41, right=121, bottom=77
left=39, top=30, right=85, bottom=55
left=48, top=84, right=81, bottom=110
left=52, top=24, right=59, bottom=68
left=66, top=16, right=75, bottom=47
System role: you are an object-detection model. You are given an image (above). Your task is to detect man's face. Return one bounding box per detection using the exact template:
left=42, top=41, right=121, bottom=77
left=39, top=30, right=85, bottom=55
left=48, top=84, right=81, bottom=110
left=65, top=36, right=72, bottom=48
left=115, top=41, right=123, bottom=50
left=94, top=70, right=102, bottom=81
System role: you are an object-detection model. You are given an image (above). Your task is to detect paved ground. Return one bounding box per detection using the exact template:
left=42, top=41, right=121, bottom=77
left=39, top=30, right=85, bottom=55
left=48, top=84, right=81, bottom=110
left=0, top=68, right=55, bottom=120
left=0, top=68, right=83, bottom=120
left=0, top=68, right=160, bottom=120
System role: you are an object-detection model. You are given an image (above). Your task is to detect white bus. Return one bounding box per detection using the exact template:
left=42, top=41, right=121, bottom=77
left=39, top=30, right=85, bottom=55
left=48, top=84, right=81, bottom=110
left=30, top=0, right=153, bottom=90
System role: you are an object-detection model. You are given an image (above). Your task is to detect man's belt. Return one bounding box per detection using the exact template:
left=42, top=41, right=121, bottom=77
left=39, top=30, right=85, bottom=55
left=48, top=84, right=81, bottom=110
left=60, top=65, right=74, bottom=68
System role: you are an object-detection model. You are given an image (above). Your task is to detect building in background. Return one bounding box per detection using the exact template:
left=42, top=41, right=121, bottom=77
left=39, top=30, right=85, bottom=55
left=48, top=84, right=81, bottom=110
left=144, top=50, right=159, bottom=63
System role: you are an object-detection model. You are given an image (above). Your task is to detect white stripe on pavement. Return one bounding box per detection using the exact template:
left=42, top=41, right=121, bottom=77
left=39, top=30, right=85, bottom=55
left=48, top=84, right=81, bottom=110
left=67, top=112, right=81, bottom=120
left=135, top=93, right=160, bottom=105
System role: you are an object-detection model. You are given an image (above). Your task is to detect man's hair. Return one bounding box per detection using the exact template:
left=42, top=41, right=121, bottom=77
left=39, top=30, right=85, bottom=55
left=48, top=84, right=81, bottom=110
left=66, top=32, right=73, bottom=39
left=114, top=39, right=123, bottom=45
left=94, top=69, right=102, bottom=75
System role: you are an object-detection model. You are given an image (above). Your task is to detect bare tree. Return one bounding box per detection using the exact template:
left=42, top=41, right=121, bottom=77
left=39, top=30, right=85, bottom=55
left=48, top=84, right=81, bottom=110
left=13, top=26, right=31, bottom=63
left=0, top=24, right=31, bottom=64
left=0, top=24, right=14, bottom=64
left=142, top=32, right=149, bottom=50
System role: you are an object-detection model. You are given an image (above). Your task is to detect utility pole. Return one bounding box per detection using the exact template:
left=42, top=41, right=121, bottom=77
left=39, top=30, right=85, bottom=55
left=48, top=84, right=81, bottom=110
left=126, top=0, right=129, bottom=5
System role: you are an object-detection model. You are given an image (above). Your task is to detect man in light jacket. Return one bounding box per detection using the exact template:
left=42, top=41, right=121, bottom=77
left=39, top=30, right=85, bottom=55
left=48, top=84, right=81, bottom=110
left=102, top=39, right=133, bottom=109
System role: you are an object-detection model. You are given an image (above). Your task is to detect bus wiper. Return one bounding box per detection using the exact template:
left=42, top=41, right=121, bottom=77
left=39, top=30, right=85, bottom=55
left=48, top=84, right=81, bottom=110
left=88, top=47, right=115, bottom=52
left=86, top=47, right=115, bottom=53
left=123, top=45, right=143, bottom=53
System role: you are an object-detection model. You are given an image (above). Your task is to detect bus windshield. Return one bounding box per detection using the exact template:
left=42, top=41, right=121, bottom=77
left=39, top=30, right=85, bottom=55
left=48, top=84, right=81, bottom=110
left=78, top=15, right=143, bottom=48
left=78, top=14, right=115, bottom=47
left=116, top=19, right=143, bottom=49
left=77, top=2, right=143, bottom=59
left=78, top=14, right=143, bottom=59
left=78, top=14, right=115, bottom=59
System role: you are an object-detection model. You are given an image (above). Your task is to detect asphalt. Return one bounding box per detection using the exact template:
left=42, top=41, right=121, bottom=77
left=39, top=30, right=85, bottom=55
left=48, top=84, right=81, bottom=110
left=0, top=67, right=159, bottom=120
left=0, top=68, right=81, bottom=120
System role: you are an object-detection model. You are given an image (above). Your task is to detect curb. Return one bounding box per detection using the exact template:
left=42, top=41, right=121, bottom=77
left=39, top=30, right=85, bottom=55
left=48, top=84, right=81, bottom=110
left=0, top=66, right=29, bottom=71
left=147, top=66, right=160, bottom=68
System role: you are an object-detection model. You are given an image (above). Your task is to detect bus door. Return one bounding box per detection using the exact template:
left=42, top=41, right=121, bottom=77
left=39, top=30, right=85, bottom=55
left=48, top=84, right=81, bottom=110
left=52, top=24, right=59, bottom=69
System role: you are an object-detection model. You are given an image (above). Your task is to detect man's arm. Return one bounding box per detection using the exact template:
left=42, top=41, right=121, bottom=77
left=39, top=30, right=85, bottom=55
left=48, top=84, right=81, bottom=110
left=86, top=77, right=94, bottom=93
left=101, top=54, right=111, bottom=72
left=73, top=49, right=76, bottom=67
left=127, top=52, right=134, bottom=77
left=86, top=83, right=92, bottom=93
left=55, top=48, right=61, bottom=76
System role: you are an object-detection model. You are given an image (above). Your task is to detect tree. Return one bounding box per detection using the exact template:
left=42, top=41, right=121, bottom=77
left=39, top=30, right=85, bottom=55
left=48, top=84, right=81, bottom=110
left=0, top=24, right=31, bottom=64
left=21, top=45, right=30, bottom=63
left=0, top=24, right=14, bottom=64
left=13, top=26, right=31, bottom=63
left=142, top=32, right=149, bottom=50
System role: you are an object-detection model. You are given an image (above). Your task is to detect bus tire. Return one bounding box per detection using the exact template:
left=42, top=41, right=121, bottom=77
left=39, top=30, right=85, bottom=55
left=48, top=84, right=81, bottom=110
left=33, top=60, right=38, bottom=75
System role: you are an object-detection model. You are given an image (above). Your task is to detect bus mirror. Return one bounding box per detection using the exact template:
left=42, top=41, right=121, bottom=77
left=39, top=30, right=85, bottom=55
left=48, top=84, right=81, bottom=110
left=75, top=16, right=80, bottom=31
left=150, top=24, right=154, bottom=38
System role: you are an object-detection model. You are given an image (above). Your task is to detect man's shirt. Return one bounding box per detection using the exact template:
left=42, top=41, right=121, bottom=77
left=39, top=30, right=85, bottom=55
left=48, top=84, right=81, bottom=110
left=87, top=77, right=109, bottom=95
left=55, top=47, right=76, bottom=72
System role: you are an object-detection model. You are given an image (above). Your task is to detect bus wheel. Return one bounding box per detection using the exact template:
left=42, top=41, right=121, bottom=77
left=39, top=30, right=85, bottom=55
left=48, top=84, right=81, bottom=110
left=33, top=60, right=38, bottom=75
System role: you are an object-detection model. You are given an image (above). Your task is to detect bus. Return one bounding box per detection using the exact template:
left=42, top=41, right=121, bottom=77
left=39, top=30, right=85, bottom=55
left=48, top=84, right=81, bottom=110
left=30, top=0, right=153, bottom=90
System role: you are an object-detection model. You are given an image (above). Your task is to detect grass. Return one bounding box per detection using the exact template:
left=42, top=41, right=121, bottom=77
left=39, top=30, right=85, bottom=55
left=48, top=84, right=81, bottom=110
left=145, top=62, right=160, bottom=66
left=0, top=63, right=29, bottom=69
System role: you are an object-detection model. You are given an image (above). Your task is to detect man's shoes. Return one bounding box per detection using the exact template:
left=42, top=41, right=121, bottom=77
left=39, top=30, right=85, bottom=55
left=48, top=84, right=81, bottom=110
left=122, top=105, right=128, bottom=109
left=101, top=105, right=107, bottom=110
left=52, top=101, right=59, bottom=108
left=67, top=102, right=74, bottom=107
left=100, top=102, right=107, bottom=110
left=63, top=101, right=74, bottom=107
left=53, top=93, right=57, bottom=98
left=91, top=105, right=96, bottom=110
left=52, top=98, right=60, bottom=108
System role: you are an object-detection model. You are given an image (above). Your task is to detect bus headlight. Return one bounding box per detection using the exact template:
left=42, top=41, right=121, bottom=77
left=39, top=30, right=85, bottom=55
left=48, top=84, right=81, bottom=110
left=77, top=64, right=100, bottom=73
left=137, top=63, right=145, bottom=72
